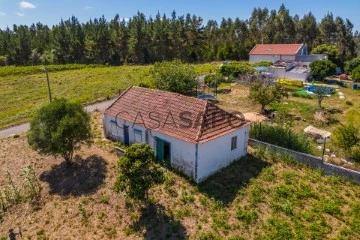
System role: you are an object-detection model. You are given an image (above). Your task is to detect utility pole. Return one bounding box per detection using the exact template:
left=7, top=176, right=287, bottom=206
left=43, top=66, right=52, bottom=102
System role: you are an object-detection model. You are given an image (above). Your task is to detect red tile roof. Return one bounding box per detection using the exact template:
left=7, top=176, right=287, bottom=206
left=250, top=44, right=303, bottom=55
left=105, top=86, right=250, bottom=143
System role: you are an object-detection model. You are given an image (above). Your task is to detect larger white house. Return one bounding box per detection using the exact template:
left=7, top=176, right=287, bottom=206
left=249, top=43, right=308, bottom=63
left=103, top=86, right=251, bottom=183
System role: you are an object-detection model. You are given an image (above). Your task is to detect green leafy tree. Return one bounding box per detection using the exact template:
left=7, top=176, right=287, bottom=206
left=309, top=59, right=337, bottom=80
left=114, top=143, right=163, bottom=201
left=219, top=61, right=255, bottom=77
left=313, top=86, right=329, bottom=108
left=204, top=74, right=227, bottom=87
left=152, top=59, right=197, bottom=95
left=333, top=110, right=360, bottom=161
left=345, top=58, right=360, bottom=73
left=249, top=79, right=288, bottom=114
left=311, top=44, right=340, bottom=65
left=27, top=98, right=92, bottom=164
left=351, top=65, right=360, bottom=82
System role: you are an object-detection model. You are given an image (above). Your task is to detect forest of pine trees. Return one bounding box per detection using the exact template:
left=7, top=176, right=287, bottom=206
left=0, top=4, right=359, bottom=66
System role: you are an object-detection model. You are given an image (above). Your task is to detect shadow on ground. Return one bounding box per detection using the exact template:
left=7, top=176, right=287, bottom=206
left=40, top=154, right=107, bottom=196
left=198, top=154, right=270, bottom=205
left=131, top=202, right=187, bottom=240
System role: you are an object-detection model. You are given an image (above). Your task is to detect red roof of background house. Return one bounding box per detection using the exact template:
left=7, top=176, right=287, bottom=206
left=249, top=44, right=304, bottom=55
left=105, top=86, right=250, bottom=143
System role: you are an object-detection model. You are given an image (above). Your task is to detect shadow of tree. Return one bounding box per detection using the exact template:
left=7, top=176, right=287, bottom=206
left=40, top=154, right=107, bottom=196
left=198, top=154, right=271, bottom=205
left=131, top=202, right=187, bottom=240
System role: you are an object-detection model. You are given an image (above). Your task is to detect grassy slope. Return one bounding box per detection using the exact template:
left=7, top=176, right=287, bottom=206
left=0, top=63, right=218, bottom=129
left=0, top=113, right=359, bottom=239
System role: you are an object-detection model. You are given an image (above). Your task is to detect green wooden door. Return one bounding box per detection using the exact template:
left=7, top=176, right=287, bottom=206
left=156, top=138, right=164, bottom=161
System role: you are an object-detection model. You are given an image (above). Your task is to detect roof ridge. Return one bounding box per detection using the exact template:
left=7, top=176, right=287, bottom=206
left=105, top=85, right=134, bottom=112
left=195, top=101, right=209, bottom=142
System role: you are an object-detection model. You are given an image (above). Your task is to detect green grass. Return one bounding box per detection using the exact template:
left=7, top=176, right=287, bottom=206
left=0, top=63, right=219, bottom=129
left=147, top=147, right=360, bottom=239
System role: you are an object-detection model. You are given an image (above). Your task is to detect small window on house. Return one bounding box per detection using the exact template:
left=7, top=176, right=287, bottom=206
left=134, top=129, right=142, bottom=143
left=231, top=136, right=237, bottom=150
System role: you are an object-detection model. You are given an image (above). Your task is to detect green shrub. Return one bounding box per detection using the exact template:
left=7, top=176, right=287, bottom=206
left=219, top=61, right=255, bottom=77
left=351, top=65, right=360, bottom=82
left=204, top=73, right=227, bottom=87
left=350, top=144, right=360, bottom=162
left=292, top=91, right=315, bottom=99
left=310, top=59, right=337, bottom=80
left=345, top=57, right=360, bottom=73
left=252, top=61, right=273, bottom=67
left=250, top=122, right=312, bottom=153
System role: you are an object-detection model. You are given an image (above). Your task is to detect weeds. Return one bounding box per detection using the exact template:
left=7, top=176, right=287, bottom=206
left=0, top=165, right=41, bottom=213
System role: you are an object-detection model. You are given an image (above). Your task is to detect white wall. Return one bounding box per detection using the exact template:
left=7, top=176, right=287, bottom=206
left=250, top=54, right=279, bottom=63
left=279, top=55, right=296, bottom=61
left=196, top=126, right=250, bottom=182
left=103, top=114, right=196, bottom=178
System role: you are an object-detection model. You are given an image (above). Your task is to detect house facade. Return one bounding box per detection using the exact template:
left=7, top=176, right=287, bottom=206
left=103, top=86, right=251, bottom=183
left=249, top=44, right=308, bottom=63
left=249, top=43, right=328, bottom=81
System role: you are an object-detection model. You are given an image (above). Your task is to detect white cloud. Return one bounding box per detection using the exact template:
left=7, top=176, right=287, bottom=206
left=119, top=17, right=129, bottom=22
left=0, top=11, right=6, bottom=16
left=84, top=5, right=93, bottom=10
left=19, top=1, right=36, bottom=9
left=16, top=12, right=25, bottom=17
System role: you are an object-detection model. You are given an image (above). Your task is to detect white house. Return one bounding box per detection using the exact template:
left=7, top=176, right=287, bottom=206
left=249, top=43, right=308, bottom=63
left=103, top=86, right=251, bottom=183
left=249, top=43, right=328, bottom=81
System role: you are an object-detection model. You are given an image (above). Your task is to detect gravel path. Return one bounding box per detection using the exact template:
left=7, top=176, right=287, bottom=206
left=0, top=98, right=117, bottom=139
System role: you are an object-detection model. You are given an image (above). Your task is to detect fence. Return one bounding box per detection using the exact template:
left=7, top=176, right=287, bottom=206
left=249, top=138, right=360, bottom=184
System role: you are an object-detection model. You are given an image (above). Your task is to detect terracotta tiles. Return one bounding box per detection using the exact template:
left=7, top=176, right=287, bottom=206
left=105, top=86, right=250, bottom=143
left=250, top=44, right=303, bottom=55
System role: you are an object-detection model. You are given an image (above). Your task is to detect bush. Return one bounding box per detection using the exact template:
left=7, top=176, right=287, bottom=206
left=219, top=61, right=255, bottom=77
left=310, top=59, right=337, bottom=80
left=351, top=144, right=360, bottom=162
left=204, top=74, right=227, bottom=87
left=278, top=79, right=304, bottom=87
left=345, top=58, right=360, bottom=73
left=292, top=91, right=315, bottom=99
left=351, top=65, right=360, bottom=82
left=252, top=61, right=273, bottom=67
left=114, top=143, right=163, bottom=201
left=250, top=122, right=312, bottom=153
left=152, top=59, right=197, bottom=95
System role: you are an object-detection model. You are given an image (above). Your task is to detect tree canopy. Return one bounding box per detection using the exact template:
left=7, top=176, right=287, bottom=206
left=114, top=143, right=163, bottom=201
left=27, top=98, right=92, bottom=163
left=0, top=5, right=357, bottom=66
left=344, top=57, right=360, bottom=73
left=351, top=65, right=360, bottom=82
left=152, top=59, right=197, bottom=95
left=309, top=59, right=337, bottom=80
left=249, top=78, right=288, bottom=113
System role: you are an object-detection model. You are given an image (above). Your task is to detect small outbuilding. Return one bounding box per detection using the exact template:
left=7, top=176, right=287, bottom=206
left=103, top=86, right=251, bottom=182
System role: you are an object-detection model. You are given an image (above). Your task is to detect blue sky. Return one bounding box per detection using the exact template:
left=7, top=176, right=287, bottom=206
left=0, top=0, right=359, bottom=31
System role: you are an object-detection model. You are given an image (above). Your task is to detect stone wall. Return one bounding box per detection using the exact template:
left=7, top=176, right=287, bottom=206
left=249, top=138, right=360, bottom=184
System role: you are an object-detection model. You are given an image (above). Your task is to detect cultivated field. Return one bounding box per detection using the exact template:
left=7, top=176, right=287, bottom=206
left=0, top=112, right=359, bottom=239
left=0, top=63, right=218, bottom=129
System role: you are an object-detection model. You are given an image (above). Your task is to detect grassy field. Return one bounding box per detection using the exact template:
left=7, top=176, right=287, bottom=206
left=0, top=112, right=359, bottom=239
left=0, top=63, right=218, bottom=129
left=215, top=83, right=360, bottom=165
